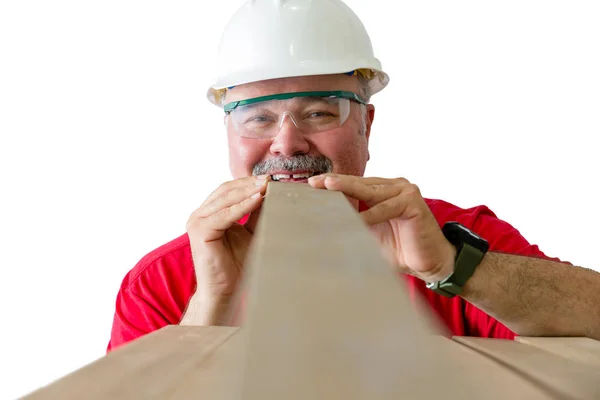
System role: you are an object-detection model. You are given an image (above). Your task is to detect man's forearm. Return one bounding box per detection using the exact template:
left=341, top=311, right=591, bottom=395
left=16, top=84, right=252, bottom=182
left=461, top=252, right=600, bottom=340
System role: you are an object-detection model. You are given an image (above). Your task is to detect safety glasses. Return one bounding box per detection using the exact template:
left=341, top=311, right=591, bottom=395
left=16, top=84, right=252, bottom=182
left=223, top=91, right=367, bottom=139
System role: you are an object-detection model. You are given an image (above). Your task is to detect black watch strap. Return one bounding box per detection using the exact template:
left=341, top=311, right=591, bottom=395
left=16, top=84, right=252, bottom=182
left=426, top=222, right=489, bottom=298
left=426, top=242, right=486, bottom=298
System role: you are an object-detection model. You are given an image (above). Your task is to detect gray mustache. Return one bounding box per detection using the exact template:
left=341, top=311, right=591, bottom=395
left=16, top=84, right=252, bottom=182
left=252, top=155, right=333, bottom=176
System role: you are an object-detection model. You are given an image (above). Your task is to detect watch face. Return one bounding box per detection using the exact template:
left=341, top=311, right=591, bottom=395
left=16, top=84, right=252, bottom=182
left=443, top=222, right=489, bottom=252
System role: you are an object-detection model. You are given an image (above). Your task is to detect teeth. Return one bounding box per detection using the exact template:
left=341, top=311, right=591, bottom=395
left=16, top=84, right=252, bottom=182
left=292, top=173, right=311, bottom=179
left=271, top=172, right=315, bottom=181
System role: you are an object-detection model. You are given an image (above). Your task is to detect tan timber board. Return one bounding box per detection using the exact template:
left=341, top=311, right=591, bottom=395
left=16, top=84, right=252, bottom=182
left=168, top=327, right=246, bottom=400
left=454, top=336, right=600, bottom=400
left=21, top=325, right=239, bottom=400
left=20, top=182, right=600, bottom=399
left=515, top=336, right=600, bottom=367
left=235, top=182, right=552, bottom=399
left=19, top=326, right=558, bottom=400
left=21, top=326, right=556, bottom=400
left=419, top=336, right=553, bottom=399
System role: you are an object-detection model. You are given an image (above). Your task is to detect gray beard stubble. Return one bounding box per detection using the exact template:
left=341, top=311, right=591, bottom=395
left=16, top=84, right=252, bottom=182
left=252, top=154, right=333, bottom=176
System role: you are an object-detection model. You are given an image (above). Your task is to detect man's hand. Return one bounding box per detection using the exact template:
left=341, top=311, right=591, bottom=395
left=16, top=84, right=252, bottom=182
left=307, top=174, right=600, bottom=340
left=180, top=174, right=270, bottom=325
left=308, top=174, right=456, bottom=283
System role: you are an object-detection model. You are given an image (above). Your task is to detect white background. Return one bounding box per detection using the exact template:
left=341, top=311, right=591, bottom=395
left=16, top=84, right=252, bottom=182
left=1, top=0, right=599, bottom=398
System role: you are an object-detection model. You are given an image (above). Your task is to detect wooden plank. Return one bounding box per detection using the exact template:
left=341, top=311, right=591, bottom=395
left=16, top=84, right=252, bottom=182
left=21, top=325, right=238, bottom=400
left=454, top=336, right=600, bottom=400
left=169, top=327, right=245, bottom=400
left=18, top=181, right=599, bottom=399
left=515, top=336, right=600, bottom=367
left=421, top=337, right=552, bottom=399
left=235, top=182, right=552, bottom=399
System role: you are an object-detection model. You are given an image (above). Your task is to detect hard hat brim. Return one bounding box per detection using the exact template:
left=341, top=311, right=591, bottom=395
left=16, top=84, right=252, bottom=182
left=207, top=62, right=389, bottom=107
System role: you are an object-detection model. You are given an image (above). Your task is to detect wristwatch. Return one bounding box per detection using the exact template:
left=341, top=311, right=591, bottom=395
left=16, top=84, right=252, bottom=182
left=426, top=222, right=489, bottom=298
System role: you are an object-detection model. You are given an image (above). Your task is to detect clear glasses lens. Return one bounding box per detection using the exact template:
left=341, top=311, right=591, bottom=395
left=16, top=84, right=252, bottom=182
left=227, top=96, right=351, bottom=138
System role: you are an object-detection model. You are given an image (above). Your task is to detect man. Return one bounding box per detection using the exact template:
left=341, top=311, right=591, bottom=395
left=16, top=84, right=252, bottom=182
left=107, top=0, right=600, bottom=352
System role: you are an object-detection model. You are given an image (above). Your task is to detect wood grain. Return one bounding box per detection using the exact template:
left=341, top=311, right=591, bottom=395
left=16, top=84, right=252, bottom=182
left=454, top=336, right=600, bottom=400
left=19, top=182, right=600, bottom=399
left=427, top=336, right=552, bottom=399
left=515, top=336, right=600, bottom=366
left=21, top=325, right=238, bottom=400
left=168, top=327, right=245, bottom=400
left=235, top=182, right=551, bottom=399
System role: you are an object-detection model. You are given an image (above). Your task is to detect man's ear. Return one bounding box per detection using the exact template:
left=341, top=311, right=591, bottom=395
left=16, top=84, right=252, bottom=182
left=365, top=104, right=375, bottom=161
left=365, top=104, right=375, bottom=141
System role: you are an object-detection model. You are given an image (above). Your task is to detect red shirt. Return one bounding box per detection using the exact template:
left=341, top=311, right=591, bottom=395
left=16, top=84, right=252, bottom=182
left=106, top=198, right=558, bottom=352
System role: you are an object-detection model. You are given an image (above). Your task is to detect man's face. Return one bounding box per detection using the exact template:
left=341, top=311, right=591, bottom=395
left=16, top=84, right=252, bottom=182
left=223, top=74, right=375, bottom=182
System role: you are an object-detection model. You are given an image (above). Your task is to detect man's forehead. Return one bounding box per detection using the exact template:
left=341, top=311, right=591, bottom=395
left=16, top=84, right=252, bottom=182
left=225, top=74, right=361, bottom=103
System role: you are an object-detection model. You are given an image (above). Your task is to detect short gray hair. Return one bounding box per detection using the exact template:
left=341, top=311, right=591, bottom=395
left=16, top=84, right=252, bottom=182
left=357, top=74, right=372, bottom=135
left=357, top=73, right=372, bottom=103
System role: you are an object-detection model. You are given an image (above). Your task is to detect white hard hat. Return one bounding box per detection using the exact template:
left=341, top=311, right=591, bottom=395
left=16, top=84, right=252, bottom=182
left=207, top=0, right=390, bottom=106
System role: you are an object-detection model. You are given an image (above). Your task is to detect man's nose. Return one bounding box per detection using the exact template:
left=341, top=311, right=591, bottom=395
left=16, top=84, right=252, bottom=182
left=269, top=113, right=310, bottom=156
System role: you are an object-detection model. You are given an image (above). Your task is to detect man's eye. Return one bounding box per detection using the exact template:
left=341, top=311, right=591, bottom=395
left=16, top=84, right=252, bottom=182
left=308, top=111, right=334, bottom=118
left=246, top=115, right=274, bottom=124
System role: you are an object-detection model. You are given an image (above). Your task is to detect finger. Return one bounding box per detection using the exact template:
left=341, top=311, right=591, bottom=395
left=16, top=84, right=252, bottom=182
left=198, top=176, right=269, bottom=218
left=190, top=192, right=265, bottom=242
left=309, top=173, right=406, bottom=189
left=361, top=190, right=421, bottom=225
left=203, top=175, right=270, bottom=206
left=225, top=224, right=253, bottom=267
left=316, top=175, right=407, bottom=206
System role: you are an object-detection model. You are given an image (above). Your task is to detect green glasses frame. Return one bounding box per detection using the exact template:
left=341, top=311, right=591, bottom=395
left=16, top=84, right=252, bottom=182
left=223, top=91, right=368, bottom=114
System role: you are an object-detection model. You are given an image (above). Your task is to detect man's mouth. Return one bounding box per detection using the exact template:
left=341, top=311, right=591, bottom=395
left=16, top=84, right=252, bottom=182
left=270, top=171, right=320, bottom=183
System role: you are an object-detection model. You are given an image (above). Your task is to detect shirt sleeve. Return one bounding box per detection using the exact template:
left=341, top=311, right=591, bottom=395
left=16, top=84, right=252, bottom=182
left=462, top=208, right=569, bottom=339
left=106, top=285, right=171, bottom=352
left=105, top=237, right=196, bottom=353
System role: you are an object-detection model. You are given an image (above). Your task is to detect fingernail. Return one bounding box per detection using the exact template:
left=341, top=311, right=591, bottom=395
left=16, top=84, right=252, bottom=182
left=251, top=192, right=261, bottom=199
left=309, top=174, right=325, bottom=181
left=256, top=174, right=269, bottom=179
left=325, top=176, right=340, bottom=183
